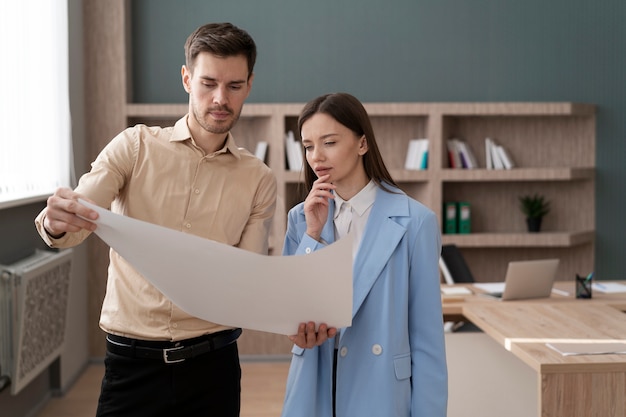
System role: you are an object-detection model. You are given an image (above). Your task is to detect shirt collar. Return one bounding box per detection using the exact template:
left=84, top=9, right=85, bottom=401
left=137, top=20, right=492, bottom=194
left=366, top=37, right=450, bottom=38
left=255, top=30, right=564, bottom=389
left=334, top=180, right=377, bottom=219
left=170, top=115, right=242, bottom=159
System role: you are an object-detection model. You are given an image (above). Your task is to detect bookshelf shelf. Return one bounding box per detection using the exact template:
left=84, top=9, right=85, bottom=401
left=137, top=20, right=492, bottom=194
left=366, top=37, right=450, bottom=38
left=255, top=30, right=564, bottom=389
left=441, top=231, right=594, bottom=248
left=440, top=167, right=595, bottom=182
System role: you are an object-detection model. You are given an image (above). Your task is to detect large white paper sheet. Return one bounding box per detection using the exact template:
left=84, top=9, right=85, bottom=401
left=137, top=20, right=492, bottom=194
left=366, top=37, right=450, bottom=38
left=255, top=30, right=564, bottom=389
left=80, top=200, right=353, bottom=335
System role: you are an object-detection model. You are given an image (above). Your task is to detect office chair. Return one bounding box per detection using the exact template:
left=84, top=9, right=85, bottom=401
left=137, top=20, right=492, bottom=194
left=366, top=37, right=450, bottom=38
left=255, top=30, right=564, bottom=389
left=440, top=244, right=479, bottom=332
left=440, top=243, right=475, bottom=284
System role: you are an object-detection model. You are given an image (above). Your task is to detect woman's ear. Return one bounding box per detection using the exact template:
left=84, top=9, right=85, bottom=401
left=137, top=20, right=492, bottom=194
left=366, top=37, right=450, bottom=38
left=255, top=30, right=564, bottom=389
left=358, top=135, right=369, bottom=155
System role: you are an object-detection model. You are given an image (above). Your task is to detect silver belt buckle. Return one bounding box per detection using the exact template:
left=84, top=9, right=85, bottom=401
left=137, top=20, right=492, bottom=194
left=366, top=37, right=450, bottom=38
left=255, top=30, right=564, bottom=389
left=163, top=345, right=185, bottom=363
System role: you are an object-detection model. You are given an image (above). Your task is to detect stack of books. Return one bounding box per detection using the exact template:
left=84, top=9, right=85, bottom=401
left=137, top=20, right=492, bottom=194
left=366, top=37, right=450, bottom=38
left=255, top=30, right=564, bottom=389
left=285, top=131, right=303, bottom=171
left=485, top=138, right=515, bottom=170
left=404, top=138, right=429, bottom=170
left=446, top=139, right=478, bottom=169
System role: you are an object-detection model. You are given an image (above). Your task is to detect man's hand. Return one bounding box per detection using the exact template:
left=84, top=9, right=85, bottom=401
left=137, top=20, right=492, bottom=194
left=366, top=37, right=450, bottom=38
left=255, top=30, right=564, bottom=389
left=43, top=187, right=99, bottom=236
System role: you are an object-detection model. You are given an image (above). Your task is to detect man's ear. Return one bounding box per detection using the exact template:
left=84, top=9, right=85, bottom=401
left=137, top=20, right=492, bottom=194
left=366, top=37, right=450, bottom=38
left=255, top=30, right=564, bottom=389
left=181, top=65, right=191, bottom=93
left=245, top=72, right=255, bottom=98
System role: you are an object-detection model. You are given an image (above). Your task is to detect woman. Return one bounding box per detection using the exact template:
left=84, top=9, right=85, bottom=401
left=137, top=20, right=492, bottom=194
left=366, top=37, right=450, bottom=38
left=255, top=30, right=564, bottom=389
left=281, top=92, right=447, bottom=417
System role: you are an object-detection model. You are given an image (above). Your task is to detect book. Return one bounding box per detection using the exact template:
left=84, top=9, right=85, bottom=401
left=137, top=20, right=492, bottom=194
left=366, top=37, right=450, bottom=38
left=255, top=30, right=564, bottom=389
left=443, top=201, right=457, bottom=234
left=490, top=140, right=505, bottom=169
left=285, top=131, right=303, bottom=171
left=404, top=139, right=428, bottom=170
left=417, top=139, right=429, bottom=170
left=254, top=141, right=268, bottom=163
left=496, top=145, right=515, bottom=169
left=457, top=201, right=471, bottom=234
left=448, top=139, right=477, bottom=169
left=485, top=138, right=494, bottom=169
left=446, top=139, right=462, bottom=169
left=485, top=138, right=515, bottom=170
left=456, top=140, right=478, bottom=169
left=404, top=139, right=419, bottom=169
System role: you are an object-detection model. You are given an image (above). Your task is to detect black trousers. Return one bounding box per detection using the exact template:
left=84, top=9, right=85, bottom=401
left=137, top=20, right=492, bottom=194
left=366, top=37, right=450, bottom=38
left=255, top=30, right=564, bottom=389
left=96, top=340, right=241, bottom=417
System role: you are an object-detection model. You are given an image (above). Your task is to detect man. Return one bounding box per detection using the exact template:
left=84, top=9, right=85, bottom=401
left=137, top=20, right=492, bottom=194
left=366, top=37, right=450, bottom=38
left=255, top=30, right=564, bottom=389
left=35, top=23, right=277, bottom=417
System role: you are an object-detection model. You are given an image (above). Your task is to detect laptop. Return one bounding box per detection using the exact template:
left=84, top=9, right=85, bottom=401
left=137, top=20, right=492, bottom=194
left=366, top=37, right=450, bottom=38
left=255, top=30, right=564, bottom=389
left=473, top=258, right=560, bottom=301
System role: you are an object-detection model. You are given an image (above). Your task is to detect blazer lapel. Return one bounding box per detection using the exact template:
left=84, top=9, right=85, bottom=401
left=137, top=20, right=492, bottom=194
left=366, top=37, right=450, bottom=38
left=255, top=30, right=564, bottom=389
left=351, top=187, right=409, bottom=316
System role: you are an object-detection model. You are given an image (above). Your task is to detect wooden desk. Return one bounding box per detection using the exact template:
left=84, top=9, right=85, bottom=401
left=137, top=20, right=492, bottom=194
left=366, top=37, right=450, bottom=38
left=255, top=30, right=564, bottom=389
left=442, top=281, right=626, bottom=319
left=442, top=282, right=626, bottom=417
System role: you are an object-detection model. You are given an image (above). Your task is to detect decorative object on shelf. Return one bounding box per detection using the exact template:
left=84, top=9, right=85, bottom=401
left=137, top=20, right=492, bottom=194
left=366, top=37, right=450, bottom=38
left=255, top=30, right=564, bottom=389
left=519, top=193, right=550, bottom=232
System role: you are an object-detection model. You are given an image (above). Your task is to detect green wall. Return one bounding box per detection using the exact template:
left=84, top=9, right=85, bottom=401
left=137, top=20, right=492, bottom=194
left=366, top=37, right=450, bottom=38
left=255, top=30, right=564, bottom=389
left=131, top=0, right=625, bottom=279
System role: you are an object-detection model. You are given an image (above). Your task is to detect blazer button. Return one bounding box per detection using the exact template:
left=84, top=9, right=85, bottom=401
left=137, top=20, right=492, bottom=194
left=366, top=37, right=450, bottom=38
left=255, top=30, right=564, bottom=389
left=340, top=346, right=348, bottom=357
left=371, top=344, right=383, bottom=355
left=305, top=247, right=312, bottom=254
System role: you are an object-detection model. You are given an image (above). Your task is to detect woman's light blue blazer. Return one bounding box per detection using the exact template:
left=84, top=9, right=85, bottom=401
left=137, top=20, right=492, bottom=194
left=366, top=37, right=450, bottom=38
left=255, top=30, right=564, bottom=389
left=280, top=184, right=448, bottom=417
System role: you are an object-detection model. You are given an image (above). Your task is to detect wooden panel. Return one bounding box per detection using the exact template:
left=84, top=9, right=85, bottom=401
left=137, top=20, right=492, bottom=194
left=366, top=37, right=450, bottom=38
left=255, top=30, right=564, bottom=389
left=541, top=372, right=626, bottom=417
left=84, top=0, right=129, bottom=358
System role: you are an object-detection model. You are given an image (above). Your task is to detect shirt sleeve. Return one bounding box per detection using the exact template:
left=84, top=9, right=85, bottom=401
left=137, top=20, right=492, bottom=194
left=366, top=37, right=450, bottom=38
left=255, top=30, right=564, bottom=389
left=236, top=167, right=277, bottom=255
left=34, top=128, right=138, bottom=249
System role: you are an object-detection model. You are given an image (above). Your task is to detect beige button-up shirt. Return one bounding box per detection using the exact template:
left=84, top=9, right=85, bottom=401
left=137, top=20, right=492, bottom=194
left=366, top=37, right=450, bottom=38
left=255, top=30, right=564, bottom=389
left=35, top=116, right=277, bottom=341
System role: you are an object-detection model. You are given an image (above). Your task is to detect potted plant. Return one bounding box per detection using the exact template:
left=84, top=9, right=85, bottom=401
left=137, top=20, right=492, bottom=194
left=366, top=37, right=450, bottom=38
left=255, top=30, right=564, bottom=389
left=518, top=193, right=550, bottom=232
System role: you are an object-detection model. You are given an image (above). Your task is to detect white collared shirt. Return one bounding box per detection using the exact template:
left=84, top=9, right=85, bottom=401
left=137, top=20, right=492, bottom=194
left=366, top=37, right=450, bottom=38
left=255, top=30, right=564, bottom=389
left=334, top=180, right=377, bottom=258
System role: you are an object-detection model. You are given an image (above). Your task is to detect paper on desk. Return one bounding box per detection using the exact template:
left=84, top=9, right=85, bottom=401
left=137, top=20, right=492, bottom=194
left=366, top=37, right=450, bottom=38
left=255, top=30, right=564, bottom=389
left=441, top=286, right=473, bottom=296
left=592, top=282, right=626, bottom=293
left=472, top=282, right=505, bottom=293
left=80, top=200, right=353, bottom=335
left=546, top=342, right=626, bottom=356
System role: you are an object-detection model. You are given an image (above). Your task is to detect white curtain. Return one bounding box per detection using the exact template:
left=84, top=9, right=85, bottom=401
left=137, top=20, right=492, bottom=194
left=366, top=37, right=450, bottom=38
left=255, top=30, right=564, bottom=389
left=0, top=0, right=70, bottom=208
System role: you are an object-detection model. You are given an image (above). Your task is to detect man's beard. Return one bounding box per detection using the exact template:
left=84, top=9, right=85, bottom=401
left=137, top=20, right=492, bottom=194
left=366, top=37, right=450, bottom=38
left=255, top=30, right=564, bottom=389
left=192, top=105, right=240, bottom=135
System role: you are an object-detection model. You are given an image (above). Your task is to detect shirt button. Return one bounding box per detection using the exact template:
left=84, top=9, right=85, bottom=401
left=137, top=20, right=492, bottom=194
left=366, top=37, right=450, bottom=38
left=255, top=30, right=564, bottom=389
left=372, top=344, right=383, bottom=355
left=185, top=223, right=191, bottom=229
left=340, top=346, right=348, bottom=357
left=194, top=188, right=200, bottom=194
left=172, top=323, right=178, bottom=328
left=305, top=247, right=312, bottom=254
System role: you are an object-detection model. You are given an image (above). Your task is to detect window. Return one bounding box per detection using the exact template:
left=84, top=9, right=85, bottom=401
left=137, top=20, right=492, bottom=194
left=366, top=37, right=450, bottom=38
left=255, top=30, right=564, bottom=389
left=0, top=0, right=70, bottom=208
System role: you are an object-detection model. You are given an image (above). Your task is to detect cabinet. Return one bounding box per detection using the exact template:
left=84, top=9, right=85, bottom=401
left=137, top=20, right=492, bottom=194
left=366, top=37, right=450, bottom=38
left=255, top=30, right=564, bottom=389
left=84, top=1, right=595, bottom=357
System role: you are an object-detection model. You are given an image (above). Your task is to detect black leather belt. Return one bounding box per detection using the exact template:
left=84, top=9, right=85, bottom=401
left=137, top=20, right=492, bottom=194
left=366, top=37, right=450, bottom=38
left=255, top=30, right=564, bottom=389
left=106, top=328, right=242, bottom=364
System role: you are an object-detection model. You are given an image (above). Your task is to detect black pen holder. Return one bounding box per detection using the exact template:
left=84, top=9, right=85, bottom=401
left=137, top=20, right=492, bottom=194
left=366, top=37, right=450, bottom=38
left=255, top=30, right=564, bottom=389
left=575, top=274, right=592, bottom=299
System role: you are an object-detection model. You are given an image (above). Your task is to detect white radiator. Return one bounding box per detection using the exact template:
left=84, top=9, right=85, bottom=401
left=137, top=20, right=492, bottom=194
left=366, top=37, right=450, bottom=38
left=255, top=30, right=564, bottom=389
left=0, top=248, right=72, bottom=395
